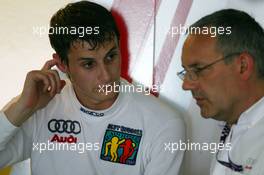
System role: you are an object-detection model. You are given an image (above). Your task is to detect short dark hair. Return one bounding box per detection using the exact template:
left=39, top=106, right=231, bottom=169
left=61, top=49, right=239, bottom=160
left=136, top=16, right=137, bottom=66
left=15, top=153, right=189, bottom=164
left=190, top=9, right=264, bottom=79
left=49, top=1, right=120, bottom=64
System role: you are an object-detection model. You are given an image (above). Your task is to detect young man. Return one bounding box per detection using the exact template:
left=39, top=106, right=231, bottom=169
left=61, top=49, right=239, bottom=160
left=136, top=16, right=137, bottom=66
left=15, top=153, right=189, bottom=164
left=178, top=9, right=264, bottom=174
left=0, top=1, right=185, bottom=175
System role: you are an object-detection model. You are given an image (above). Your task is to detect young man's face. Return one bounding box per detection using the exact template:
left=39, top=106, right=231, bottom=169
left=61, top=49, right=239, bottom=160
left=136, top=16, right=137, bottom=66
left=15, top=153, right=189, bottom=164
left=64, top=38, right=121, bottom=109
left=181, top=34, right=240, bottom=122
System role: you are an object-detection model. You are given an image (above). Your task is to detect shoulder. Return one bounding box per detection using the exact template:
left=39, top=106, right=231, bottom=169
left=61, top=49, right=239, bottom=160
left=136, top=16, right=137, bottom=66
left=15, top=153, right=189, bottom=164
left=129, top=89, right=183, bottom=122
left=121, top=80, right=185, bottom=135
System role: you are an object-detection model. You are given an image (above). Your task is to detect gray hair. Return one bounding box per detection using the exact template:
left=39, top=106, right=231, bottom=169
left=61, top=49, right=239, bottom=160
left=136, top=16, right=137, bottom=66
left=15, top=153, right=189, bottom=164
left=189, top=9, right=264, bottom=79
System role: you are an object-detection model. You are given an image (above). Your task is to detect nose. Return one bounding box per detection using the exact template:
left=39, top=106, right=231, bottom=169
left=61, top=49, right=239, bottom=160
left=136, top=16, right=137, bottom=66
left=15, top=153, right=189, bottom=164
left=98, top=64, right=111, bottom=82
left=182, top=78, right=197, bottom=91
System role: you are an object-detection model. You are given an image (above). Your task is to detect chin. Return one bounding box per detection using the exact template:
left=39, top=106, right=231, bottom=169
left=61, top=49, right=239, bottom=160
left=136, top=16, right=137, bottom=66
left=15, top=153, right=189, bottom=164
left=201, top=109, right=221, bottom=121
left=96, top=91, right=118, bottom=101
left=200, top=108, right=214, bottom=119
left=200, top=113, right=212, bottom=119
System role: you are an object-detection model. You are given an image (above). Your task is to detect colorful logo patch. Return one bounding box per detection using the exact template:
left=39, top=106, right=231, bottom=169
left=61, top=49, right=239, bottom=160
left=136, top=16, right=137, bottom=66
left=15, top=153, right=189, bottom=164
left=100, top=124, right=142, bottom=165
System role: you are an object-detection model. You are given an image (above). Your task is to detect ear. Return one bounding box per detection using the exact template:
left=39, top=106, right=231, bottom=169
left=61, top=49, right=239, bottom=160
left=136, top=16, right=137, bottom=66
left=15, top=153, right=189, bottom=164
left=236, top=52, right=254, bottom=80
left=52, top=53, right=68, bottom=73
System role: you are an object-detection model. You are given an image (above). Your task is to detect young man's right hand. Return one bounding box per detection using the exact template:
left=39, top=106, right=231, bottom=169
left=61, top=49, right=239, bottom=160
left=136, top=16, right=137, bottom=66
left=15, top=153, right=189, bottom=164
left=3, top=59, right=66, bottom=127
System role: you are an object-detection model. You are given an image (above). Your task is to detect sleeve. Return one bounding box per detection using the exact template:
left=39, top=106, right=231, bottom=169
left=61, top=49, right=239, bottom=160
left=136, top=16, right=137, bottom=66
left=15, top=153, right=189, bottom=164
left=144, top=117, right=186, bottom=175
left=0, top=98, right=34, bottom=169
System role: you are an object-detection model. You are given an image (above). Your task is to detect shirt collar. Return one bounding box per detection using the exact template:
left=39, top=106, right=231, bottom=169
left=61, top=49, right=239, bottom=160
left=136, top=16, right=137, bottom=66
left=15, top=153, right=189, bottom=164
left=236, top=96, right=264, bottom=128
left=69, top=79, right=127, bottom=119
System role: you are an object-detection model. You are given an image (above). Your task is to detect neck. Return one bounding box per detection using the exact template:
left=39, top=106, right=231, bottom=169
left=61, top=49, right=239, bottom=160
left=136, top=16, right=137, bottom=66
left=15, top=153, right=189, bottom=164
left=73, top=86, right=119, bottom=111
left=226, top=80, right=264, bottom=125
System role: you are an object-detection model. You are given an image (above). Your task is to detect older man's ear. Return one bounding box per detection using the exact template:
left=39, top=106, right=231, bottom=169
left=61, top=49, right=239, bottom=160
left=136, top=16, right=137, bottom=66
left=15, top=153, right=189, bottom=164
left=236, top=52, right=254, bottom=81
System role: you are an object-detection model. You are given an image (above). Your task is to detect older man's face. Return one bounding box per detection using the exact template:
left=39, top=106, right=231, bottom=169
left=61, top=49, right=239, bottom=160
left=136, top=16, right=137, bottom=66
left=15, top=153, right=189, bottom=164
left=181, top=34, right=240, bottom=122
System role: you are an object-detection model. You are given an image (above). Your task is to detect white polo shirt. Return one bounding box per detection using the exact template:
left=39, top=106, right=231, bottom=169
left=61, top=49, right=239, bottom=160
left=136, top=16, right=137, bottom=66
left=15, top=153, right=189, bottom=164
left=0, top=79, right=185, bottom=175
left=211, top=97, right=264, bottom=175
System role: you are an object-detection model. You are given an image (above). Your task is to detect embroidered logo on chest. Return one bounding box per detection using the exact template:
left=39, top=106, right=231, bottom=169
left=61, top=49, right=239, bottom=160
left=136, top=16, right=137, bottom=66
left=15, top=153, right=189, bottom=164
left=47, top=119, right=81, bottom=143
left=100, top=124, right=142, bottom=165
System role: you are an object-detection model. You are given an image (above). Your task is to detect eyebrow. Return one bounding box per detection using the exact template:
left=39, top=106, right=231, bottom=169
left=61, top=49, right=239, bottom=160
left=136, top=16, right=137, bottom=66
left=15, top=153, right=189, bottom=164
left=77, top=46, right=118, bottom=61
left=182, top=63, right=199, bottom=69
left=182, top=59, right=210, bottom=69
left=105, top=46, right=118, bottom=55
left=77, top=57, right=94, bottom=62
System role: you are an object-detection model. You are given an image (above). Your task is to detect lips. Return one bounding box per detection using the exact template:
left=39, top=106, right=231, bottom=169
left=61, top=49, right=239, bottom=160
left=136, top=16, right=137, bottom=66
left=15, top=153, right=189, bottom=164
left=194, top=97, right=204, bottom=100
left=194, top=97, right=206, bottom=105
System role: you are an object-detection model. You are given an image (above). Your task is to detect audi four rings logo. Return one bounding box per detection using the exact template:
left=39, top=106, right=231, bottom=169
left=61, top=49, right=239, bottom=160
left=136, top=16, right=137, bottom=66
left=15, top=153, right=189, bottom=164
left=48, top=119, right=81, bottom=134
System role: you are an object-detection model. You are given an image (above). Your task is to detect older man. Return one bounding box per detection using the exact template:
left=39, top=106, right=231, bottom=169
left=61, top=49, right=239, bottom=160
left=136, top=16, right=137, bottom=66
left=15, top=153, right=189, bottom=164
left=178, top=9, right=264, bottom=174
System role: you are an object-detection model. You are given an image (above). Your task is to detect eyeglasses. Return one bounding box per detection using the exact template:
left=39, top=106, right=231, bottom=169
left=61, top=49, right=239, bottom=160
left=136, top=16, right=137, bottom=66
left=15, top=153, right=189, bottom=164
left=216, top=151, right=243, bottom=172
left=216, top=124, right=243, bottom=172
left=177, top=52, right=241, bottom=81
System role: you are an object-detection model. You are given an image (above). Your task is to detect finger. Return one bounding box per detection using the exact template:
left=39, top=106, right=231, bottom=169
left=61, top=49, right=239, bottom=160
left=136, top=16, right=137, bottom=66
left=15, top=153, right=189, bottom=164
left=50, top=70, right=61, bottom=93
left=30, top=72, right=51, bottom=93
left=41, top=59, right=58, bottom=71
left=44, top=71, right=58, bottom=96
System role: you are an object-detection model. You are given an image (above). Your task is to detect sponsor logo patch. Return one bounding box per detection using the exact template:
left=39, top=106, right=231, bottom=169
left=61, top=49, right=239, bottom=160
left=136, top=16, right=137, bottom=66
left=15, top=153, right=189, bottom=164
left=100, top=124, right=142, bottom=165
left=47, top=119, right=81, bottom=143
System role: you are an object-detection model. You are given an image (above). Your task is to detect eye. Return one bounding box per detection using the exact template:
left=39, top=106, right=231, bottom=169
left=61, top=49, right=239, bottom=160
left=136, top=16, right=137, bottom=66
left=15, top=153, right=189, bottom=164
left=105, top=52, right=118, bottom=64
left=83, top=60, right=95, bottom=69
left=191, top=67, right=205, bottom=76
left=194, top=67, right=203, bottom=72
